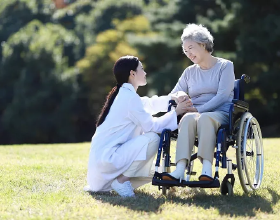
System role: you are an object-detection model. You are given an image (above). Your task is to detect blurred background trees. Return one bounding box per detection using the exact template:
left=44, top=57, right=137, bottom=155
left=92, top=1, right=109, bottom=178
left=0, top=0, right=279, bottom=144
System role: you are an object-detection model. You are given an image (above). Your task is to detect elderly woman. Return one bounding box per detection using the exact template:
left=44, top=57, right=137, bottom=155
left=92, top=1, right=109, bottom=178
left=162, top=24, right=235, bottom=182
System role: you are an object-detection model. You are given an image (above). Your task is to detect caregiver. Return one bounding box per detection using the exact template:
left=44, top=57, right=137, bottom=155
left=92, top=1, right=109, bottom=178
left=86, top=55, right=189, bottom=197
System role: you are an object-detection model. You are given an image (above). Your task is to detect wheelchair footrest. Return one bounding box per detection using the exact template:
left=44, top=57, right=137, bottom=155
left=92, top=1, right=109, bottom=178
left=152, top=172, right=220, bottom=188
left=152, top=178, right=186, bottom=188
left=184, top=179, right=220, bottom=188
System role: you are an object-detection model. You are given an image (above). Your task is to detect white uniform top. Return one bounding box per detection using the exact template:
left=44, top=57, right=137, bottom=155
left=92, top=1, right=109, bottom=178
left=87, top=83, right=178, bottom=191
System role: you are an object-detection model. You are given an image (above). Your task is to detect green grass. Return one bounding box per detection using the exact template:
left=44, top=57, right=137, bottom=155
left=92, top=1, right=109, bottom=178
left=0, top=139, right=280, bottom=219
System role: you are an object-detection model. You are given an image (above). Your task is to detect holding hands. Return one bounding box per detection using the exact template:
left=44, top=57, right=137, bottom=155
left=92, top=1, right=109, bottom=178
left=171, top=91, right=198, bottom=115
left=171, top=91, right=189, bottom=104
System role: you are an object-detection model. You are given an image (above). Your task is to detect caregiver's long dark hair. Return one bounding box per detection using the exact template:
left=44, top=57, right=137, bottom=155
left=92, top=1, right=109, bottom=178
left=96, top=56, right=139, bottom=127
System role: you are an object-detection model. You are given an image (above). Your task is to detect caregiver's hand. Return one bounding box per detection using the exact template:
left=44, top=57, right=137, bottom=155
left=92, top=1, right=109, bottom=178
left=171, top=91, right=190, bottom=104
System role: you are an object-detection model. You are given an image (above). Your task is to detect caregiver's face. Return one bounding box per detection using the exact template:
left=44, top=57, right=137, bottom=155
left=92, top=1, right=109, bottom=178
left=135, top=61, right=147, bottom=86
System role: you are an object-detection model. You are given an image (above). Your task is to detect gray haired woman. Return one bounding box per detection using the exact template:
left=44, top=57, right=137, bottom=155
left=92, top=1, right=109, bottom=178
left=162, top=24, right=235, bottom=182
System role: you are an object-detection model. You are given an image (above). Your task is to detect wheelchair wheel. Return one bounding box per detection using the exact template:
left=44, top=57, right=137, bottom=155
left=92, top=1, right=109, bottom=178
left=221, top=181, right=233, bottom=196
left=236, top=112, right=264, bottom=193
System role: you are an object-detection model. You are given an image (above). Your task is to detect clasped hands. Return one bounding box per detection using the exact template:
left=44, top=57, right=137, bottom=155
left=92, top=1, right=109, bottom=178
left=171, top=91, right=198, bottom=115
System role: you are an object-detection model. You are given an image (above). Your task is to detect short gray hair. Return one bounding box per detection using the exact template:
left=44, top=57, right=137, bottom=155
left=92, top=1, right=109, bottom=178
left=181, top=24, right=214, bottom=53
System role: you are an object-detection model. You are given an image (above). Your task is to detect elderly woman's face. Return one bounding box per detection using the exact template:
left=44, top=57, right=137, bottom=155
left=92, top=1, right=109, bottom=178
left=182, top=39, right=206, bottom=64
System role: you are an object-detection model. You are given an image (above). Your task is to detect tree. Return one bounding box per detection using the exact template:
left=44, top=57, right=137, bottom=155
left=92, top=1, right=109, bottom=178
left=76, top=15, right=152, bottom=128
left=0, top=20, right=84, bottom=144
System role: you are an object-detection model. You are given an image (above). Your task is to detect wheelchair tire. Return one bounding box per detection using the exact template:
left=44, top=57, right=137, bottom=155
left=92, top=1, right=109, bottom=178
left=236, top=112, right=264, bottom=193
left=221, top=181, right=233, bottom=196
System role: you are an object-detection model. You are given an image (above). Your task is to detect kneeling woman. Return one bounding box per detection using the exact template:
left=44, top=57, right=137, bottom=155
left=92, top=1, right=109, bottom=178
left=87, top=55, right=187, bottom=197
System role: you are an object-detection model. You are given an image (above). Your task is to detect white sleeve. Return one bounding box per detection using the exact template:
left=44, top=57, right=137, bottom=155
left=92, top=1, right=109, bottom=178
left=141, top=95, right=171, bottom=115
left=129, top=95, right=178, bottom=133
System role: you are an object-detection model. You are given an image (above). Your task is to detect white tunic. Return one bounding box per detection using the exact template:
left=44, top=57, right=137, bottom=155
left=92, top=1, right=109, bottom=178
left=87, top=83, right=178, bottom=191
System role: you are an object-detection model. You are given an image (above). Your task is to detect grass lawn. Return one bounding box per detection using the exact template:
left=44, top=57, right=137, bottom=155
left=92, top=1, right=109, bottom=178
left=0, top=138, right=280, bottom=219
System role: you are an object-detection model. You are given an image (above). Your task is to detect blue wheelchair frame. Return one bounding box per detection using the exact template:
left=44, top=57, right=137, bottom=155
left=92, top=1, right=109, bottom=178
left=152, top=74, right=257, bottom=195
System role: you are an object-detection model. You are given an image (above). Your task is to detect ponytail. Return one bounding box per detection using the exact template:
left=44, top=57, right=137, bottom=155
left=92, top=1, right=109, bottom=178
left=96, top=85, right=121, bottom=127
left=96, top=55, right=139, bottom=127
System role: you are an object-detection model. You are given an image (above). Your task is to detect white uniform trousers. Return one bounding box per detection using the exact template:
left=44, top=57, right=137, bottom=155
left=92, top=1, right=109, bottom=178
left=123, top=132, right=159, bottom=189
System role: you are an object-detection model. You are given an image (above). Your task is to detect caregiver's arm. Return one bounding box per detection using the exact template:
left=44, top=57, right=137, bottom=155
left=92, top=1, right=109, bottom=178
left=129, top=95, right=187, bottom=133
left=140, top=95, right=171, bottom=115
left=141, top=70, right=189, bottom=115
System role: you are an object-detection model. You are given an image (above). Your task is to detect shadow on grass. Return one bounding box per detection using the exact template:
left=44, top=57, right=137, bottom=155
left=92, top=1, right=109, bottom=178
left=89, top=190, right=166, bottom=213
left=88, top=187, right=279, bottom=217
left=167, top=187, right=280, bottom=217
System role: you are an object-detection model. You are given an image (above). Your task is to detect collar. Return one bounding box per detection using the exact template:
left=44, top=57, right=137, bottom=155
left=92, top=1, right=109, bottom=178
left=122, top=83, right=136, bottom=93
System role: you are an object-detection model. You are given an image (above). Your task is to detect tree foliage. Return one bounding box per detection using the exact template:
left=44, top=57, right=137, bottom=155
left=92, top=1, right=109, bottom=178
left=0, top=0, right=279, bottom=143
left=0, top=21, right=83, bottom=143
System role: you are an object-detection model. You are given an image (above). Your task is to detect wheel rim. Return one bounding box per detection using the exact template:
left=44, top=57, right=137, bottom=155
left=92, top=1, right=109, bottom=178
left=243, top=117, right=264, bottom=190
left=236, top=112, right=253, bottom=193
left=236, top=112, right=264, bottom=193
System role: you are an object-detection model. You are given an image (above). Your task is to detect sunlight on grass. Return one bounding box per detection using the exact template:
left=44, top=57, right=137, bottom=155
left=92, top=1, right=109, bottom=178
left=0, top=139, right=280, bottom=219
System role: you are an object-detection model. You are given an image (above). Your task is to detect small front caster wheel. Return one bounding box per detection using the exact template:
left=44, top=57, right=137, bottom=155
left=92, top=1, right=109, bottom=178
left=221, top=181, right=233, bottom=196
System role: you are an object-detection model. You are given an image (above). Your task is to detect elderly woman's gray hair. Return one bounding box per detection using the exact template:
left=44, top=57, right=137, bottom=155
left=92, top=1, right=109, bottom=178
left=181, top=24, right=214, bottom=53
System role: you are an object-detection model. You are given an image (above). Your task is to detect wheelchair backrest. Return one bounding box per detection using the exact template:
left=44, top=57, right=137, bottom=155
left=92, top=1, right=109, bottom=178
left=234, top=79, right=244, bottom=101
left=234, top=74, right=250, bottom=101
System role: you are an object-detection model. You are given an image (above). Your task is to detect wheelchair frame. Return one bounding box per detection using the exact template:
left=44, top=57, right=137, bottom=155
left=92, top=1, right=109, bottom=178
left=152, top=74, right=264, bottom=196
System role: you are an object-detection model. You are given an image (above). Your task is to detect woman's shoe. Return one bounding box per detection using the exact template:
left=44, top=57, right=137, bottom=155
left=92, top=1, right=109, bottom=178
left=198, top=174, right=214, bottom=181
left=161, top=173, right=181, bottom=182
left=111, top=179, right=135, bottom=198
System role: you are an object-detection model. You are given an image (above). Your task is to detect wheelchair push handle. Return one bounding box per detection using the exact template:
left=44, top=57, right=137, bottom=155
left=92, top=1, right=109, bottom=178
left=241, top=74, right=250, bottom=84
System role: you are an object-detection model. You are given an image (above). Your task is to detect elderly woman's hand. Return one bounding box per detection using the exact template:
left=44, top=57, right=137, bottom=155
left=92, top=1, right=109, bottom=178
left=175, top=99, right=192, bottom=115
left=171, top=91, right=190, bottom=104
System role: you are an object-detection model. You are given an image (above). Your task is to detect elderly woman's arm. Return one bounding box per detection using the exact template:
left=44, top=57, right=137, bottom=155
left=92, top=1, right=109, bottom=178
left=169, top=70, right=190, bottom=103
left=170, top=70, right=189, bottom=95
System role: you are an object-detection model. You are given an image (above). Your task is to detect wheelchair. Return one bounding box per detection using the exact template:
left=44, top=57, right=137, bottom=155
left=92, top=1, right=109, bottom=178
left=152, top=74, right=264, bottom=196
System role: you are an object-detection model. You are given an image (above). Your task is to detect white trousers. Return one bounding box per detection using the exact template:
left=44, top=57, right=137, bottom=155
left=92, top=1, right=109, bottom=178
left=176, top=111, right=228, bottom=164
left=123, top=132, right=159, bottom=189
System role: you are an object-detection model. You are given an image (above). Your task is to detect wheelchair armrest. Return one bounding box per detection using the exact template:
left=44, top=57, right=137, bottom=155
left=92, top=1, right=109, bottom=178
left=228, top=100, right=249, bottom=135
left=232, top=99, right=249, bottom=110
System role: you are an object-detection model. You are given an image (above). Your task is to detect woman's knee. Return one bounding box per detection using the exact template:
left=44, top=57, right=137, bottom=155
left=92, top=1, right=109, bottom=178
left=197, top=113, right=219, bottom=130
left=144, top=132, right=160, bottom=157
left=198, top=113, right=212, bottom=123
left=179, top=113, right=198, bottom=127
left=143, top=132, right=160, bottom=144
